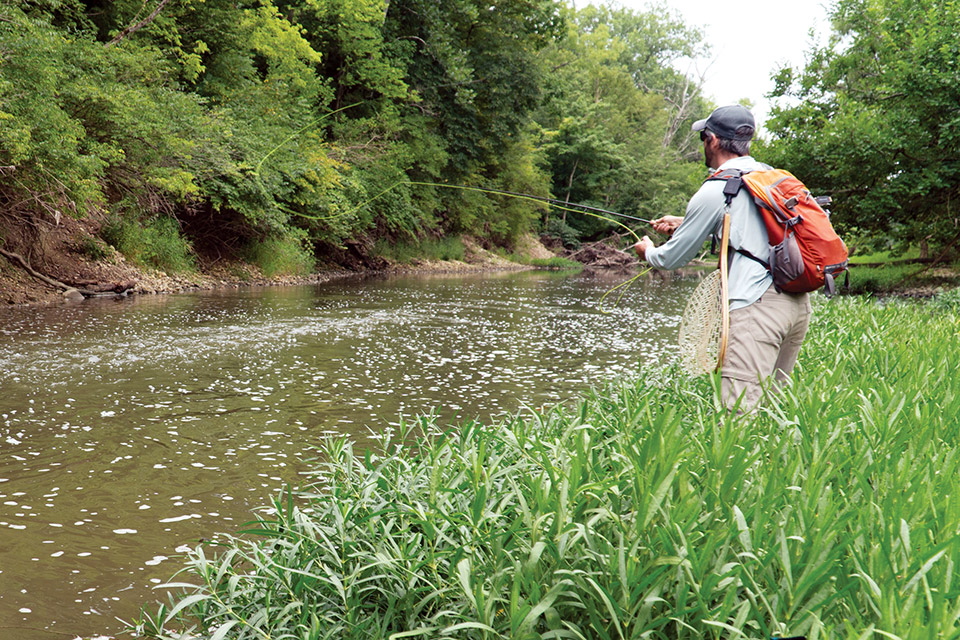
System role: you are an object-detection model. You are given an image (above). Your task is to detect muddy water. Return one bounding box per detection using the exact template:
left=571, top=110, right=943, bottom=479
left=0, top=269, right=699, bottom=638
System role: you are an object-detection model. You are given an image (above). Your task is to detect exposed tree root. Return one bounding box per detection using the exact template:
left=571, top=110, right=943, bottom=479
left=0, top=247, right=133, bottom=297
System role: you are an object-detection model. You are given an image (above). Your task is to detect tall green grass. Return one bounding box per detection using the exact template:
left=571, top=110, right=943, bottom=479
left=101, top=214, right=196, bottom=273
left=247, top=231, right=316, bottom=278
left=132, top=291, right=960, bottom=639
left=374, top=236, right=466, bottom=264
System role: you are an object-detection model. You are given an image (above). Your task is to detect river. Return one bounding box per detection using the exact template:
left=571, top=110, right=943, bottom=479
left=0, top=269, right=700, bottom=638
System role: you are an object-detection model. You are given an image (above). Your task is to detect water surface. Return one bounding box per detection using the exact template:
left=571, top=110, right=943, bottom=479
left=0, top=269, right=699, bottom=637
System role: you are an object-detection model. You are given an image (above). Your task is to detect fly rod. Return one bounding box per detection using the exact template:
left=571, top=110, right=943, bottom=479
left=449, top=184, right=653, bottom=225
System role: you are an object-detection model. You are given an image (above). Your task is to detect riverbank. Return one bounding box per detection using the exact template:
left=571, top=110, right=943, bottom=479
left=0, top=211, right=556, bottom=306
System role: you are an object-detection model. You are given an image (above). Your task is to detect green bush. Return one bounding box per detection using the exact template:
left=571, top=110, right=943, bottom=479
left=101, top=214, right=196, bottom=273
left=374, top=235, right=465, bottom=264
left=246, top=231, right=315, bottom=277
left=841, top=262, right=960, bottom=295
left=542, top=218, right=581, bottom=249
left=79, top=234, right=111, bottom=262
left=421, top=236, right=465, bottom=262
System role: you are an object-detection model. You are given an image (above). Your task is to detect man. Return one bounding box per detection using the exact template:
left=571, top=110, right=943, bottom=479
left=633, top=104, right=811, bottom=410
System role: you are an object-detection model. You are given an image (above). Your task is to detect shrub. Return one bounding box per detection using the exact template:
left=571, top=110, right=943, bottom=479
left=101, top=214, right=196, bottom=273
left=420, top=236, right=465, bottom=262
left=373, top=235, right=465, bottom=264
left=246, top=231, right=315, bottom=277
left=79, top=234, right=111, bottom=262
left=542, top=218, right=581, bottom=249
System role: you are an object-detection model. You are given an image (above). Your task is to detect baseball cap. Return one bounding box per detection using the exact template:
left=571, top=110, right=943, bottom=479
left=691, top=105, right=756, bottom=141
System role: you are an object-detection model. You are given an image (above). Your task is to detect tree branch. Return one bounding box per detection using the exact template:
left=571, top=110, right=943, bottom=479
left=105, top=0, right=172, bottom=47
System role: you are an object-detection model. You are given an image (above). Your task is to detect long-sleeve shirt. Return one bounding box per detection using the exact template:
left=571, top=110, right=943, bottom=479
left=645, top=155, right=772, bottom=311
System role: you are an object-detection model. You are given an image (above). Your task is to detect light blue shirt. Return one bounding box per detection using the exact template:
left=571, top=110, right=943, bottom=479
left=646, top=156, right=772, bottom=310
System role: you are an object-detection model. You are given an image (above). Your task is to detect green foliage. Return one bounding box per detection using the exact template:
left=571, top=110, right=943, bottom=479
left=374, top=235, right=466, bottom=264
left=765, top=0, right=960, bottom=256
left=1, top=0, right=713, bottom=273
left=929, top=285, right=960, bottom=312
left=79, top=234, right=112, bottom=262
left=527, top=256, right=583, bottom=270
left=532, top=3, right=708, bottom=242
left=246, top=230, right=315, bottom=277
left=844, top=262, right=960, bottom=295
left=134, top=293, right=960, bottom=638
left=543, top=218, right=581, bottom=249
left=101, top=214, right=196, bottom=273
left=0, top=7, right=109, bottom=214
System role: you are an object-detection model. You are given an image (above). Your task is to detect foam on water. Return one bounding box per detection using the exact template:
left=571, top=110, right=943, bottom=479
left=0, top=270, right=697, bottom=636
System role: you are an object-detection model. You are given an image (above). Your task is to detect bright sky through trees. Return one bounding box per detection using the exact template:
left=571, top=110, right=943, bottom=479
left=615, top=0, right=832, bottom=127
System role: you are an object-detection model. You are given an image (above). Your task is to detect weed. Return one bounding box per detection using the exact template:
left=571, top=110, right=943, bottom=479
left=374, top=235, right=465, bottom=264
left=79, top=234, right=111, bottom=262
left=132, top=291, right=960, bottom=639
left=543, top=218, right=581, bottom=249
left=101, top=215, right=196, bottom=273
left=246, top=231, right=315, bottom=277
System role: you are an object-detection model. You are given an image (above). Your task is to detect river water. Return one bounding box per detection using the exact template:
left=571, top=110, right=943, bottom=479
left=0, top=269, right=699, bottom=638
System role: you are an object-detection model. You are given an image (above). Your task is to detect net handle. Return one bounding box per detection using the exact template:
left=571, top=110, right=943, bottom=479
left=715, top=212, right=731, bottom=372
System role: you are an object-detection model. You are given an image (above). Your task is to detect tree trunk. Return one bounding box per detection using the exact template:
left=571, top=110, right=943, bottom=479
left=563, top=159, right=579, bottom=224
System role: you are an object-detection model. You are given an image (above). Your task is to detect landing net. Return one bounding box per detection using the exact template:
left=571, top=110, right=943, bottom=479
left=677, top=269, right=724, bottom=376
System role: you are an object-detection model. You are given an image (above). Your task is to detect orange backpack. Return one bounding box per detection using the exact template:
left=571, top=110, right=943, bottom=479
left=711, top=168, right=849, bottom=295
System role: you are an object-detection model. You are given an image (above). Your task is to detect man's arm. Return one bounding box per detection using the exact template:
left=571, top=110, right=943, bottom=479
left=634, top=215, right=685, bottom=260
left=634, top=184, right=724, bottom=269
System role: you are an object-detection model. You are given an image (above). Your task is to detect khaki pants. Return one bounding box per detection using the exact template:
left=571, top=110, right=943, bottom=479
left=721, top=286, right=811, bottom=411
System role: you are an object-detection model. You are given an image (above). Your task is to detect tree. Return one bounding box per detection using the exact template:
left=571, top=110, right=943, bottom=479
left=533, top=2, right=706, bottom=241
left=765, top=0, right=960, bottom=255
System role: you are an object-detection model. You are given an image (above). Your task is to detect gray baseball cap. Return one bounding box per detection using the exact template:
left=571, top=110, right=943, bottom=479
left=692, top=105, right=756, bottom=141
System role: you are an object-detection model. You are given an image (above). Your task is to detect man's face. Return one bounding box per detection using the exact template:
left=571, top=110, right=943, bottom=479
left=701, top=131, right=718, bottom=169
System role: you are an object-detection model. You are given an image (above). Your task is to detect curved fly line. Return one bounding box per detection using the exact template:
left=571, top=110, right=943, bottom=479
left=249, top=108, right=663, bottom=315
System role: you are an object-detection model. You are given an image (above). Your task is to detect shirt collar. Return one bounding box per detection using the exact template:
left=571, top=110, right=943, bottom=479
left=717, top=156, right=757, bottom=171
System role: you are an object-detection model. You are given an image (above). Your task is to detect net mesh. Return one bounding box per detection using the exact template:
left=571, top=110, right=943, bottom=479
left=677, top=269, right=723, bottom=375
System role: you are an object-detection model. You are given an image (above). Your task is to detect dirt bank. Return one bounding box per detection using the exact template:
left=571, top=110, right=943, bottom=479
left=0, top=214, right=552, bottom=307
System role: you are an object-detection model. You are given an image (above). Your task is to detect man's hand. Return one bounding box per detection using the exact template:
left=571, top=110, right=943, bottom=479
left=633, top=236, right=654, bottom=261
left=651, top=215, right=683, bottom=235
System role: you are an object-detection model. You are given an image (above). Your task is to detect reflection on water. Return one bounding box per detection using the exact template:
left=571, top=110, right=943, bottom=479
left=0, top=269, right=699, bottom=637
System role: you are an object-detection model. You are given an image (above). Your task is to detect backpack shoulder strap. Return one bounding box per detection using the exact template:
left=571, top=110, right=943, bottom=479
left=706, top=168, right=748, bottom=206
left=706, top=168, right=772, bottom=269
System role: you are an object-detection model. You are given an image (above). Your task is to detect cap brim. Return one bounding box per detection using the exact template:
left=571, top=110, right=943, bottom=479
left=691, top=118, right=708, bottom=132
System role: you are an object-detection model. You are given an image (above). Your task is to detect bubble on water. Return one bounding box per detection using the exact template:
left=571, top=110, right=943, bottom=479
left=113, top=528, right=138, bottom=535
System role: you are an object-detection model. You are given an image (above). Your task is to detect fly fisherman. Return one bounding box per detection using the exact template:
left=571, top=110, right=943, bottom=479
left=633, top=105, right=812, bottom=410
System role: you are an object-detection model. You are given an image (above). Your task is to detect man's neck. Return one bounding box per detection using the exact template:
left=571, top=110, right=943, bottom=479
left=715, top=151, right=744, bottom=167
